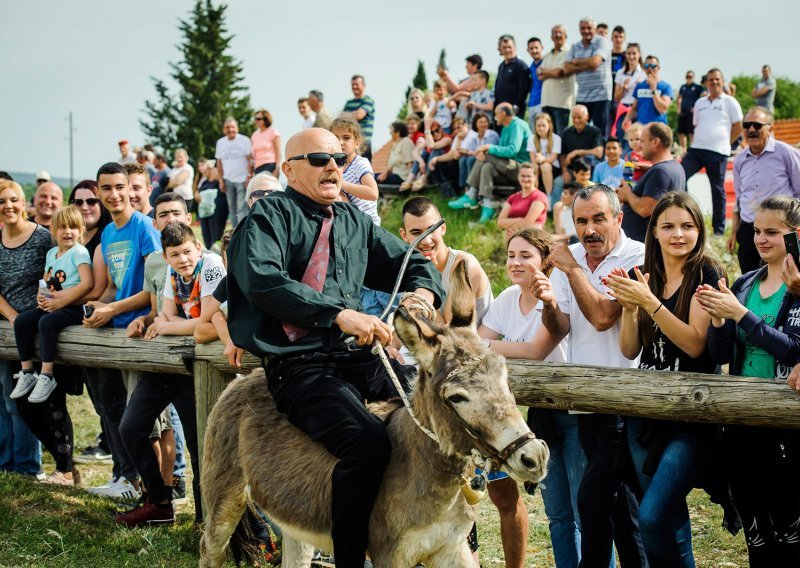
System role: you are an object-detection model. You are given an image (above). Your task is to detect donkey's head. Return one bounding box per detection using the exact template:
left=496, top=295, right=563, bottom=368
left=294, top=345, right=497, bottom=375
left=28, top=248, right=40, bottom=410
left=395, top=260, right=548, bottom=482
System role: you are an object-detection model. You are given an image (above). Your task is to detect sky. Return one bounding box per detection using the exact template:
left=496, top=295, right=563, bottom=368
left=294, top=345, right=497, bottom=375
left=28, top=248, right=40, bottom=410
left=2, top=0, right=798, bottom=183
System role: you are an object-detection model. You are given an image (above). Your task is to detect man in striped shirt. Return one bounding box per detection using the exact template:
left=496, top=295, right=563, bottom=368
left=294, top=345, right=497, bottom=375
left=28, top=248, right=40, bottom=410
left=342, top=75, right=376, bottom=161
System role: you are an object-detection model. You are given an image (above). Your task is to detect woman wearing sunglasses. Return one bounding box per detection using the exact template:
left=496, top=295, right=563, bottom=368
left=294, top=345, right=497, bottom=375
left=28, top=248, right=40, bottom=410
left=68, top=180, right=111, bottom=263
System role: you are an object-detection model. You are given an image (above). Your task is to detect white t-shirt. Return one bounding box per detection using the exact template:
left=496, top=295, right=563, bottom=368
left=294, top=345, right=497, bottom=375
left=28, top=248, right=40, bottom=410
left=168, top=164, right=195, bottom=201
left=301, top=114, right=316, bottom=130
left=162, top=252, right=226, bottom=317
left=614, top=66, right=647, bottom=106
left=527, top=133, right=562, bottom=156
left=482, top=285, right=568, bottom=363
left=461, top=129, right=500, bottom=153
left=560, top=205, right=576, bottom=237
left=691, top=93, right=744, bottom=156
left=215, top=134, right=252, bottom=183
left=550, top=230, right=644, bottom=367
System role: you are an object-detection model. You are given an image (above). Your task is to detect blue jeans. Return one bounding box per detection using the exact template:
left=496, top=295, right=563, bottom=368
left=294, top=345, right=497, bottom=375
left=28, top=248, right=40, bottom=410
left=459, top=155, right=476, bottom=188
left=224, top=180, right=248, bottom=228
left=627, top=418, right=712, bottom=568
left=359, top=288, right=395, bottom=318
left=170, top=404, right=186, bottom=479
left=540, top=410, right=588, bottom=568
left=0, top=360, right=41, bottom=474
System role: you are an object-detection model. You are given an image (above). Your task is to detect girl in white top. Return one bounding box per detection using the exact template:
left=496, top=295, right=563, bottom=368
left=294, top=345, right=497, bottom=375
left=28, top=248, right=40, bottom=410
left=330, top=118, right=380, bottom=225
left=614, top=44, right=646, bottom=107
left=527, top=113, right=562, bottom=198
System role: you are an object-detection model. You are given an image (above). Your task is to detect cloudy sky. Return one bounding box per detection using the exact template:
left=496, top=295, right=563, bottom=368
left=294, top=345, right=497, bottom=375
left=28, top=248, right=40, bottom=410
left=2, top=0, right=797, bottom=182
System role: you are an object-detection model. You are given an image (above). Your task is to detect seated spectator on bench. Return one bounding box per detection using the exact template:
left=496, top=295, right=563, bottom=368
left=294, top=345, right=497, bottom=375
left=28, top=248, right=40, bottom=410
left=407, top=88, right=427, bottom=121
left=377, top=122, right=415, bottom=187
left=428, top=117, right=469, bottom=198
left=427, top=79, right=455, bottom=133
left=622, top=122, right=651, bottom=179
left=403, top=118, right=453, bottom=192
left=448, top=102, right=532, bottom=224
left=406, top=114, right=425, bottom=144
left=455, top=113, right=499, bottom=193
left=568, top=157, right=593, bottom=188
left=553, top=105, right=603, bottom=205
left=553, top=181, right=582, bottom=242
left=592, top=137, right=625, bottom=188
left=528, top=112, right=562, bottom=200
left=465, top=70, right=495, bottom=125
left=497, top=163, right=549, bottom=233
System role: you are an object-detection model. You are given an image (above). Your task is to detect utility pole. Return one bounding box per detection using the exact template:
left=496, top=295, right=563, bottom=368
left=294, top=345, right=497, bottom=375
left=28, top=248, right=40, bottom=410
left=68, top=112, right=75, bottom=187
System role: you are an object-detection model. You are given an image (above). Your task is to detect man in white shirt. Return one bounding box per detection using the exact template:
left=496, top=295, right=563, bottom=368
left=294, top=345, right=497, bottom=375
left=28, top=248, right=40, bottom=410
left=540, top=185, right=647, bottom=568
left=215, top=118, right=253, bottom=227
left=681, top=68, right=743, bottom=236
left=297, top=97, right=316, bottom=130
left=539, top=24, right=575, bottom=135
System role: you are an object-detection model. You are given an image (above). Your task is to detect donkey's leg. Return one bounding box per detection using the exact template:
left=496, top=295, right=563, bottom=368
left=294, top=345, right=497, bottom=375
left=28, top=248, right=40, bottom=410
left=281, top=535, right=315, bottom=568
left=199, top=478, right=247, bottom=568
left=427, top=542, right=475, bottom=568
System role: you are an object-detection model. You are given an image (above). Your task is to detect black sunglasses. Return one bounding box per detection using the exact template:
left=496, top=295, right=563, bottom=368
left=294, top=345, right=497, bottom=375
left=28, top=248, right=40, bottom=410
left=743, top=121, right=768, bottom=131
left=248, top=190, right=273, bottom=200
left=73, top=198, right=100, bottom=207
left=254, top=116, right=264, bottom=121
left=431, top=128, right=441, bottom=135
left=287, top=152, right=347, bottom=167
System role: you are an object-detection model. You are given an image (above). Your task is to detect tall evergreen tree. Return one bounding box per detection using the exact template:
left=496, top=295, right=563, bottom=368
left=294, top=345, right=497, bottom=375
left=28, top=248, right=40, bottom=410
left=140, top=0, right=251, bottom=161
left=412, top=59, right=428, bottom=91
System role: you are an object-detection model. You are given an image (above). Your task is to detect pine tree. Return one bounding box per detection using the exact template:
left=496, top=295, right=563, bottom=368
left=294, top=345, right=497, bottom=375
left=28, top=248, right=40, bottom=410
left=412, top=59, right=428, bottom=91
left=140, top=0, right=251, bottom=162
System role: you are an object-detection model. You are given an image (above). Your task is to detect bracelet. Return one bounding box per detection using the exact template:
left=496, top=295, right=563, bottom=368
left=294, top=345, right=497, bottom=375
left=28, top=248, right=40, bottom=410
left=650, top=303, right=663, bottom=317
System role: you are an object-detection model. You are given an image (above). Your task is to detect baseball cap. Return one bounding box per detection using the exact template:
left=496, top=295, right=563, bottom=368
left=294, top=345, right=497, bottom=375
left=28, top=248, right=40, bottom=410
left=118, top=139, right=129, bottom=146
left=35, top=170, right=51, bottom=182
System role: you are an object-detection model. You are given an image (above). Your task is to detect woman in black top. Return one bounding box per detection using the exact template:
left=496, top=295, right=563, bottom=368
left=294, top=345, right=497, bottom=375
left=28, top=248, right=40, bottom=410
left=605, top=192, right=724, bottom=568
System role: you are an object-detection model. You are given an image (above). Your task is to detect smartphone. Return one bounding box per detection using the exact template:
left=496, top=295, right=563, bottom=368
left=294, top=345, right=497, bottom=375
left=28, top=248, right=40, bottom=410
left=82, top=304, right=95, bottom=319
left=784, top=232, right=800, bottom=268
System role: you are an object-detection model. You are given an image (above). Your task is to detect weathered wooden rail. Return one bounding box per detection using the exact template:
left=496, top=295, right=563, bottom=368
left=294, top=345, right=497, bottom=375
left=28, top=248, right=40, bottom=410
left=2, top=321, right=800, bottom=464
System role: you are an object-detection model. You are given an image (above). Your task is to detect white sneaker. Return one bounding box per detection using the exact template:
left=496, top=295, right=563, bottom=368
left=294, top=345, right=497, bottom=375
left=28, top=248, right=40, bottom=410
left=9, top=370, right=38, bottom=399
left=88, top=476, right=141, bottom=500
left=86, top=476, right=116, bottom=495
left=28, top=373, right=57, bottom=403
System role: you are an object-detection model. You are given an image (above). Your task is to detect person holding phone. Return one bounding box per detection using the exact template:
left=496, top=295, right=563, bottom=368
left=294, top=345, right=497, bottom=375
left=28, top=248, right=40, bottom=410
left=697, top=195, right=800, bottom=567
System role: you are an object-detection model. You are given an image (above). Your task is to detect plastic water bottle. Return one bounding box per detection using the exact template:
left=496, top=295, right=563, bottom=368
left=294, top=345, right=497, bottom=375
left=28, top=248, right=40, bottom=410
left=622, top=161, right=635, bottom=190
left=38, top=279, right=52, bottom=300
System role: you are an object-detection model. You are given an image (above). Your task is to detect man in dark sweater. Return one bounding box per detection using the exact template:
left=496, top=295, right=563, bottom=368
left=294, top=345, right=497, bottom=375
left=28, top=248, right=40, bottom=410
left=494, top=34, right=531, bottom=118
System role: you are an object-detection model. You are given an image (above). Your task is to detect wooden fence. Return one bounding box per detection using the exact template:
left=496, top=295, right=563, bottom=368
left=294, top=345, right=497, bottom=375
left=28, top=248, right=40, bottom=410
left=1, top=321, right=799, bottom=462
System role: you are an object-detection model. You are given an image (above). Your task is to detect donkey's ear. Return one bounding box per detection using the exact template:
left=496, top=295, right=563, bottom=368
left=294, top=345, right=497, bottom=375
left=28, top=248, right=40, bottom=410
left=448, top=258, right=475, bottom=329
left=394, top=305, right=442, bottom=371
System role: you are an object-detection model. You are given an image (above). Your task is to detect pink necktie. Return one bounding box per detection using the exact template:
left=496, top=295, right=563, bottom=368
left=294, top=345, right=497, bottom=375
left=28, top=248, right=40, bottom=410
left=283, top=206, right=334, bottom=342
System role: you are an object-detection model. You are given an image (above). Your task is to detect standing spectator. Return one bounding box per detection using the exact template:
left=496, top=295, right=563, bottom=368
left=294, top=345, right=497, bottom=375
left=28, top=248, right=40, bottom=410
left=559, top=105, right=604, bottom=186
left=124, top=163, right=154, bottom=218
left=540, top=185, right=647, bottom=568
left=699, top=196, right=800, bottom=567
left=196, top=162, right=228, bottom=249
left=612, top=43, right=645, bottom=137
left=297, top=97, right=316, bottom=130
left=619, top=122, right=685, bottom=242
left=342, top=75, right=376, bottom=161
left=427, top=80, right=454, bottom=132
left=596, top=23, right=608, bottom=36
left=35, top=171, right=51, bottom=187
left=439, top=54, right=483, bottom=94
left=752, top=65, right=777, bottom=112
left=494, top=34, right=531, bottom=119
left=251, top=109, right=281, bottom=176
left=609, top=25, right=627, bottom=76
left=308, top=90, right=333, bottom=130
left=730, top=107, right=800, bottom=273
left=456, top=113, right=499, bottom=192
left=592, top=137, right=625, bottom=188
left=377, top=122, right=415, bottom=186
left=607, top=192, right=724, bottom=568
left=539, top=24, right=576, bottom=135
left=31, top=182, right=64, bottom=229
left=526, top=37, right=545, bottom=128
left=166, top=149, right=195, bottom=212
left=496, top=163, right=549, bottom=234
left=118, top=139, right=136, bottom=165
left=528, top=112, right=561, bottom=199
left=150, top=153, right=170, bottom=207
left=448, top=103, right=532, bottom=223
left=465, top=71, right=494, bottom=125
left=624, top=55, right=673, bottom=127
left=0, top=180, right=46, bottom=477
left=676, top=70, right=703, bottom=151
left=682, top=68, right=744, bottom=236
left=216, top=118, right=253, bottom=227
left=564, top=18, right=613, bottom=136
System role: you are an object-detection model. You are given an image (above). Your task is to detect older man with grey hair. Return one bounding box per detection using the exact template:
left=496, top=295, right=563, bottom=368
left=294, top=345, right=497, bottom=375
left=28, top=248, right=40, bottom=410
left=246, top=172, right=283, bottom=209
left=215, top=117, right=253, bottom=226
left=308, top=90, right=333, bottom=129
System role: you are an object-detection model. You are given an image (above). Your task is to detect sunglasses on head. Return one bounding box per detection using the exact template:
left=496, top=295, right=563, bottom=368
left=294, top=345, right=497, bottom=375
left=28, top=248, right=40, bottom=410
left=643, top=63, right=658, bottom=70
left=743, top=121, right=768, bottom=131
left=287, top=152, right=347, bottom=167
left=73, top=198, right=100, bottom=207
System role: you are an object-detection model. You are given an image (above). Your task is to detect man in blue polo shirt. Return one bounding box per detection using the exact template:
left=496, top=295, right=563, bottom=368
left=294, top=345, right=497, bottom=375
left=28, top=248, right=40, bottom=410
left=342, top=75, right=375, bottom=160
left=625, top=55, right=673, bottom=127
left=527, top=37, right=544, bottom=129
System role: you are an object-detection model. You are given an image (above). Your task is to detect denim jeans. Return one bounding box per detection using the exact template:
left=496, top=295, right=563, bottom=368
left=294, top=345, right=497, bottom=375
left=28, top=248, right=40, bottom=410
left=0, top=360, right=41, bottom=474
left=224, top=180, right=248, bottom=228
left=627, top=417, right=711, bottom=568
left=540, top=410, right=588, bottom=568
left=459, top=155, right=476, bottom=188
left=170, top=404, right=186, bottom=479
left=359, top=288, right=395, bottom=318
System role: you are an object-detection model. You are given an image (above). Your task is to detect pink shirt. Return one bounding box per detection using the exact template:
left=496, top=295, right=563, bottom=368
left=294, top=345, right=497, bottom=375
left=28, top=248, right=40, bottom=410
left=251, top=127, right=280, bottom=168
left=507, top=189, right=548, bottom=225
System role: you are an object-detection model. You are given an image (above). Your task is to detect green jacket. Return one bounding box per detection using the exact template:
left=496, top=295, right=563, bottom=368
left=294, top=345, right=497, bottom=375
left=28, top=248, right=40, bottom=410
left=488, top=116, right=531, bottom=163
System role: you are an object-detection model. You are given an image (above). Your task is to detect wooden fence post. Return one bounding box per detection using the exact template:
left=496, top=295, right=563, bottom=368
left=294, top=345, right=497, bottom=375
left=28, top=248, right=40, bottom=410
left=194, top=360, right=230, bottom=468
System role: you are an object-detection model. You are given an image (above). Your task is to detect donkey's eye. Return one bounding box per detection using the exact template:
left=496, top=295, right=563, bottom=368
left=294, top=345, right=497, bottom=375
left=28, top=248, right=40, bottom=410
left=447, top=394, right=469, bottom=404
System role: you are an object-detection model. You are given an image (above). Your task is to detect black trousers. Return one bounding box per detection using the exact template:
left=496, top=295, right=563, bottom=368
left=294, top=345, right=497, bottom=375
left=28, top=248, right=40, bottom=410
left=542, top=106, right=571, bottom=136
left=579, top=100, right=611, bottom=139
left=16, top=373, right=74, bottom=472
left=726, top=426, right=800, bottom=567
left=14, top=305, right=83, bottom=363
left=577, top=414, right=648, bottom=568
left=266, top=349, right=410, bottom=568
left=119, top=373, right=201, bottom=521
left=682, top=148, right=728, bottom=234
left=736, top=221, right=762, bottom=274
left=83, top=367, right=138, bottom=482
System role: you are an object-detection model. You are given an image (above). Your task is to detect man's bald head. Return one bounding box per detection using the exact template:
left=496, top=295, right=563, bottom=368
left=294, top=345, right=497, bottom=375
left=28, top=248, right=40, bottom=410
left=34, top=181, right=63, bottom=224
left=282, top=128, right=343, bottom=205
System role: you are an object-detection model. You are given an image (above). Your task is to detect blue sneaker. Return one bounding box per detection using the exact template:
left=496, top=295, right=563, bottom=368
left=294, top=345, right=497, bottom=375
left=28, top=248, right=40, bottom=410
left=478, top=206, right=496, bottom=224
left=447, top=194, right=478, bottom=210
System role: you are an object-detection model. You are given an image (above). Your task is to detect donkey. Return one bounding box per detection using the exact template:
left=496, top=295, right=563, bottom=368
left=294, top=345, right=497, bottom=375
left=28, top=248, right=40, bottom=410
left=199, top=261, right=549, bottom=567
